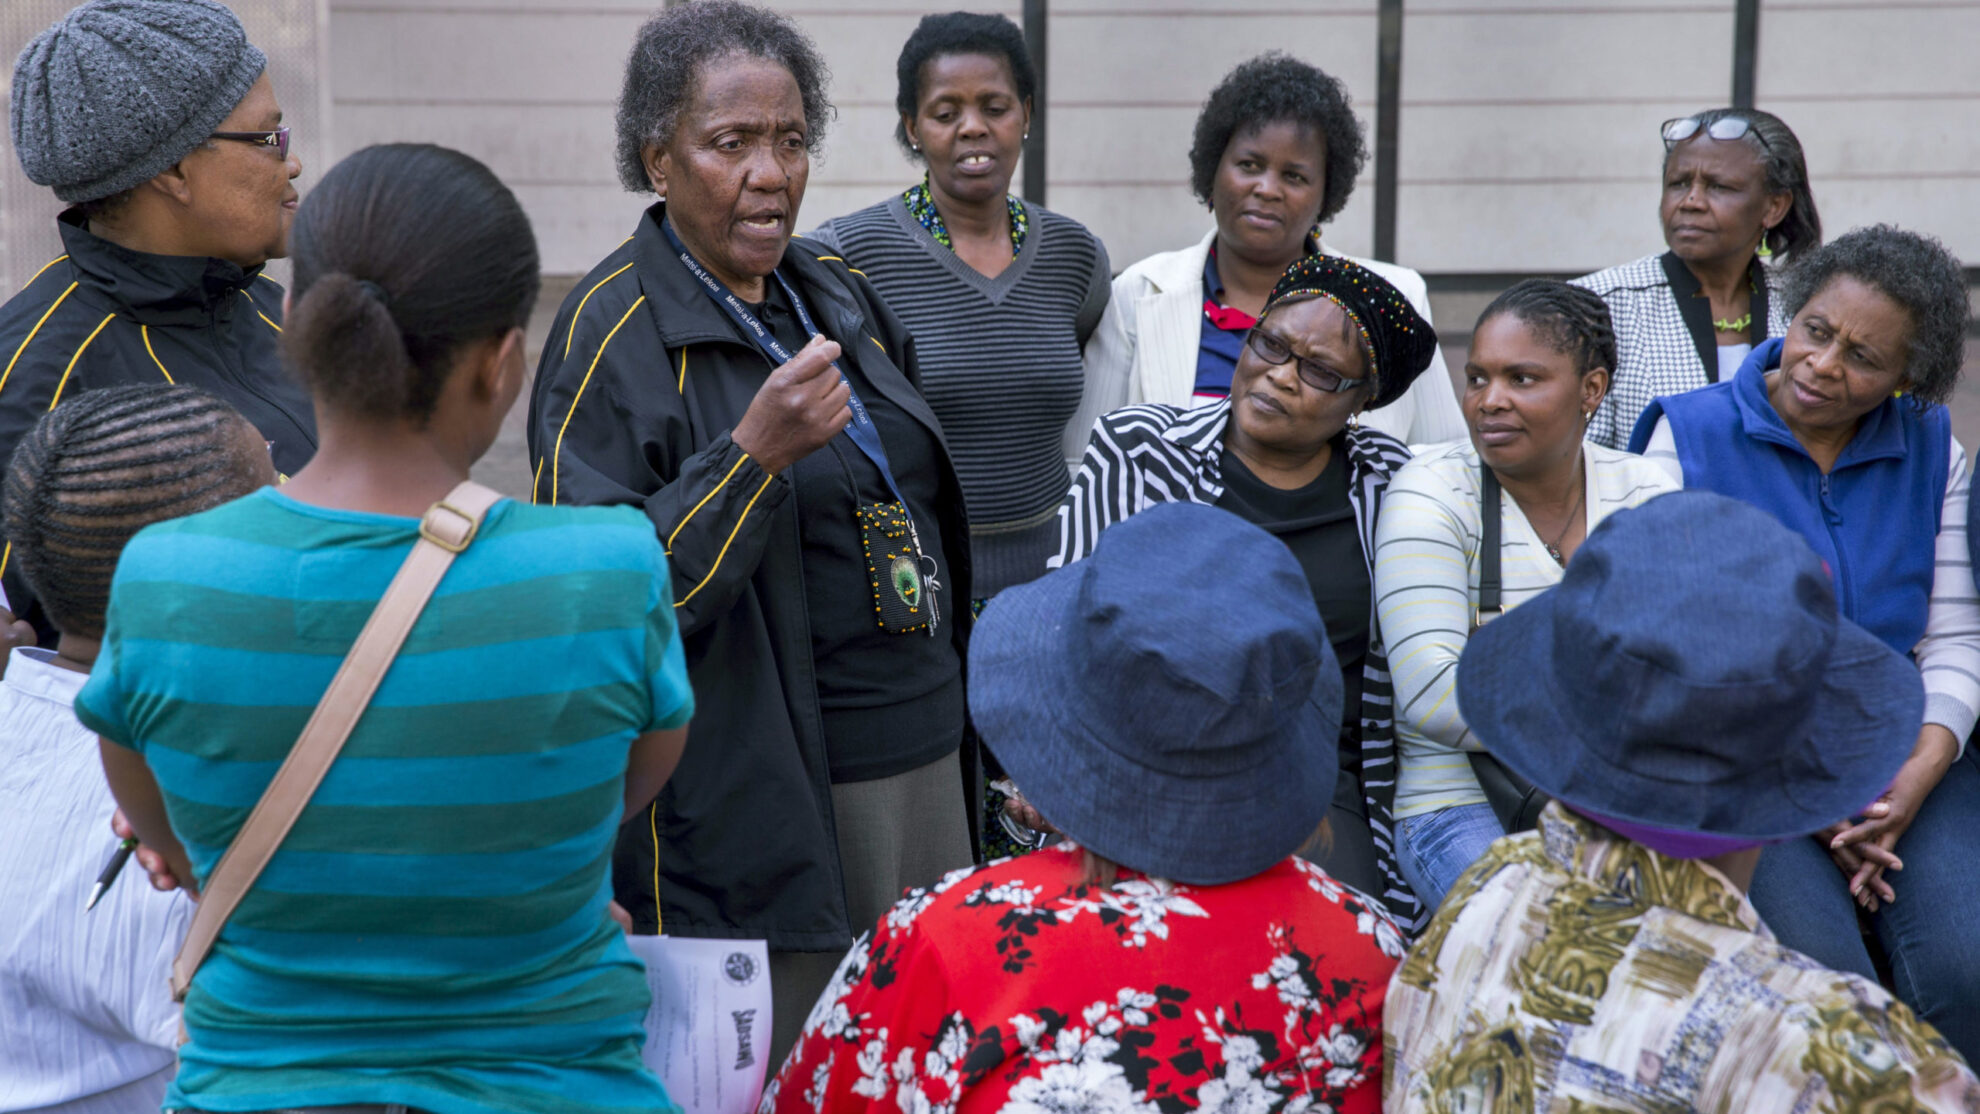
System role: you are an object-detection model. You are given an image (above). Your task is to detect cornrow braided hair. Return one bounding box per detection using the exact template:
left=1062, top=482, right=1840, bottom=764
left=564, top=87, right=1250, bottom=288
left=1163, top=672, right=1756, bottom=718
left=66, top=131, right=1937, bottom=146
left=3, top=384, right=264, bottom=639
left=1477, top=279, right=1618, bottom=376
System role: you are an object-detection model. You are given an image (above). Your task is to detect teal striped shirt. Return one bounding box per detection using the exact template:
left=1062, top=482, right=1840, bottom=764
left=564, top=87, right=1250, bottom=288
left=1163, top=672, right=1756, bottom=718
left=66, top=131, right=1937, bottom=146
left=76, top=489, right=693, bottom=1114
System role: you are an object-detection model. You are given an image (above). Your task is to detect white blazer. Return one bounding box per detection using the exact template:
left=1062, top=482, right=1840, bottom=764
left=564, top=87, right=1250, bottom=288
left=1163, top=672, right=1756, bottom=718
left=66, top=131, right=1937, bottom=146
left=1073, top=228, right=1467, bottom=459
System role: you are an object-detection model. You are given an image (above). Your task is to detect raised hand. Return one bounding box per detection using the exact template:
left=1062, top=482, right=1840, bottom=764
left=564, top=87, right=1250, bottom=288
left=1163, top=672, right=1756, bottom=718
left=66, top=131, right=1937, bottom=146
left=730, top=335, right=852, bottom=476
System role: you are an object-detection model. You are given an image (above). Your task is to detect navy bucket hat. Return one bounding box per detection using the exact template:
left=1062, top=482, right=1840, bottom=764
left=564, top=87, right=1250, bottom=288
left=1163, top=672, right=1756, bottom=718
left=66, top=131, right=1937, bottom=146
left=969, top=502, right=1342, bottom=885
left=1458, top=490, right=1921, bottom=843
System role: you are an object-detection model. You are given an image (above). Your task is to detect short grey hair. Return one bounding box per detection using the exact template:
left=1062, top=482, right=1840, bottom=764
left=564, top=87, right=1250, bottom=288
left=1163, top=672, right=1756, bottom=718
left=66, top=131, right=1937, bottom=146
left=1780, top=224, right=1970, bottom=407
left=613, top=1, right=833, bottom=194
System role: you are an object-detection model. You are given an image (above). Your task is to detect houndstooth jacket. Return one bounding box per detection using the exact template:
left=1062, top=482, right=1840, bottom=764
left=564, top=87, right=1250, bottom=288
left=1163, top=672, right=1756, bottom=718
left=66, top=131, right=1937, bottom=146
left=1572, top=251, right=1786, bottom=448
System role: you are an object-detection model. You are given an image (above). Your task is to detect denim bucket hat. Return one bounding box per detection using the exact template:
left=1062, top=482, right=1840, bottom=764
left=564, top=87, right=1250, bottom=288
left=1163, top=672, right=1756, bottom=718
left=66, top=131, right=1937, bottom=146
left=1457, top=490, right=1921, bottom=842
left=969, top=502, right=1342, bottom=885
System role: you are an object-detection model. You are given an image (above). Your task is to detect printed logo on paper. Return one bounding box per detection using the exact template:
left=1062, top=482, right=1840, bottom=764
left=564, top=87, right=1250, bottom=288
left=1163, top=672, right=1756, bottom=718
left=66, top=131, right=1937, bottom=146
left=723, top=951, right=761, bottom=987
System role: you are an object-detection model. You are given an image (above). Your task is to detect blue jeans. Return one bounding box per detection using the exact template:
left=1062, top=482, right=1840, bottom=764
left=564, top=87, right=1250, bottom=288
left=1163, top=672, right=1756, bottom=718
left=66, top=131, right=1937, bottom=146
left=1748, top=751, right=1980, bottom=1063
left=1397, top=803, right=1504, bottom=912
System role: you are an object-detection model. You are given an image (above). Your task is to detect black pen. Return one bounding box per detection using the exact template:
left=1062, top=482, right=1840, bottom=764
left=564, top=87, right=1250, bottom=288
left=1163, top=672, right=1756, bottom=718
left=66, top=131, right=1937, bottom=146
left=84, top=837, right=139, bottom=912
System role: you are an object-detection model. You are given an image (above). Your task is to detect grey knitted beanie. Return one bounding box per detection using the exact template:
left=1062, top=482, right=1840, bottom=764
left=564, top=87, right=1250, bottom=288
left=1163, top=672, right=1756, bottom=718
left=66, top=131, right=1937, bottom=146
left=11, top=0, right=268, bottom=203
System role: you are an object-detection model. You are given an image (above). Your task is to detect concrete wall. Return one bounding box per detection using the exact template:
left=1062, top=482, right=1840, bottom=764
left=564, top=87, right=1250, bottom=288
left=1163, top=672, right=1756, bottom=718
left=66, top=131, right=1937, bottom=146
left=5, top=1, right=1977, bottom=287
left=1397, top=0, right=1734, bottom=275
left=328, top=0, right=1017, bottom=275
left=1754, top=1, right=1980, bottom=271
left=323, top=0, right=1980, bottom=282
left=327, top=0, right=651, bottom=276
left=1397, top=0, right=1980, bottom=277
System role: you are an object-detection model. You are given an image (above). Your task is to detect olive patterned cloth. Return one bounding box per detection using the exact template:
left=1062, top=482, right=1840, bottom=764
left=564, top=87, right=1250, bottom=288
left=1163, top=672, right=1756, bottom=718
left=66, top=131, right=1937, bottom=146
left=1384, top=803, right=1980, bottom=1114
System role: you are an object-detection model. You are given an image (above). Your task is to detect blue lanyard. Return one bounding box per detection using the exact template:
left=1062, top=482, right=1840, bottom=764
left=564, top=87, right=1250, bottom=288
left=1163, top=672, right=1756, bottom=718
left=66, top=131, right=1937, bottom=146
left=661, top=219, right=941, bottom=634
left=660, top=219, right=910, bottom=511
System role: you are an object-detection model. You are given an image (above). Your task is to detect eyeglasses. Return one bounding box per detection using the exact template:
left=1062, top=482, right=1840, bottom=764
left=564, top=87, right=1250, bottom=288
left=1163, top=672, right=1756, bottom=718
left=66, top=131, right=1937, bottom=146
left=1245, top=328, right=1371, bottom=394
left=1661, top=116, right=1770, bottom=153
left=210, top=126, right=291, bottom=159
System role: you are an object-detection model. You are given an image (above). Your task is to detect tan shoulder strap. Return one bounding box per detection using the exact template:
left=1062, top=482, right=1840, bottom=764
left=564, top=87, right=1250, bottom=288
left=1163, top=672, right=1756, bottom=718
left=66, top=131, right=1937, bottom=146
left=170, top=481, right=503, bottom=1001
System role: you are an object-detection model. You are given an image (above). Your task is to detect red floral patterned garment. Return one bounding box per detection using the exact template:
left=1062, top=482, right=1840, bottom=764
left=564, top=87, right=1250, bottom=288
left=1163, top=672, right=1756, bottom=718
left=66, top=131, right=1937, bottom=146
left=764, top=841, right=1404, bottom=1114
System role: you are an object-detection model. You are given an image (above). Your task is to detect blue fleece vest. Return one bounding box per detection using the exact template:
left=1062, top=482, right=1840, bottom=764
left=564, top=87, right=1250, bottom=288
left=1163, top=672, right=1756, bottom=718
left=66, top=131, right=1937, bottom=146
left=1628, top=337, right=1949, bottom=657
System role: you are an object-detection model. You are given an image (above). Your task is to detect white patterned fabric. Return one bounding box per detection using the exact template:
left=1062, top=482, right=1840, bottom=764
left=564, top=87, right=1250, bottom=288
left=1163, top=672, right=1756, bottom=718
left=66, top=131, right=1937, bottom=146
left=0, top=647, right=191, bottom=1114
left=1572, top=252, right=1788, bottom=448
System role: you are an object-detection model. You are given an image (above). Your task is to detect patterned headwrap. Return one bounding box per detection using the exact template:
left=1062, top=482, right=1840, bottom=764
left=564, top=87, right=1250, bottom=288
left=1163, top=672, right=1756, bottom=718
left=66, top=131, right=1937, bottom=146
left=1261, top=254, right=1439, bottom=411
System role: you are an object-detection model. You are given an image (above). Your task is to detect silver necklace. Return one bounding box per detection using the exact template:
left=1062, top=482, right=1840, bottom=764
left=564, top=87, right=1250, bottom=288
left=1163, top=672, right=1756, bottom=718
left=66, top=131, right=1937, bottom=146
left=1542, top=463, right=1587, bottom=566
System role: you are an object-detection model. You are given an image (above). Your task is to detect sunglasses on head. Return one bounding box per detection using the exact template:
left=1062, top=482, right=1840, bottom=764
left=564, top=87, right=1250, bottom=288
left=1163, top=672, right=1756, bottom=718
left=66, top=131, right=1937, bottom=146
left=1661, top=116, right=1771, bottom=153
left=1245, top=327, right=1370, bottom=395
left=210, top=125, right=291, bottom=159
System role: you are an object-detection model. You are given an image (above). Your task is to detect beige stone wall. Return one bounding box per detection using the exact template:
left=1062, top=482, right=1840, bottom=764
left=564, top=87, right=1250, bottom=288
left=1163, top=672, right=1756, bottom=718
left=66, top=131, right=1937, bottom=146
left=1754, top=1, right=1980, bottom=270
left=6, top=1, right=1977, bottom=287
left=323, top=0, right=1980, bottom=281
left=326, top=0, right=1021, bottom=274
left=1395, top=0, right=1980, bottom=276
left=326, top=0, right=651, bottom=275
left=1396, top=0, right=1735, bottom=275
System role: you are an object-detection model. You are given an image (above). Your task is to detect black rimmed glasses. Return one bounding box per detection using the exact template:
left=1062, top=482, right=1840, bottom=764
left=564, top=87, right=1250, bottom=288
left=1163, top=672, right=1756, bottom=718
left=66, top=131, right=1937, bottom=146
left=210, top=125, right=291, bottom=159
left=1245, top=327, right=1371, bottom=394
left=1661, top=115, right=1770, bottom=153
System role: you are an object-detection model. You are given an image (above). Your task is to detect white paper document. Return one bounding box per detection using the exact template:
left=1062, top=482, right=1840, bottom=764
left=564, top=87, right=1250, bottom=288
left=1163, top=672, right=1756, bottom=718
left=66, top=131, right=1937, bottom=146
left=628, top=934, right=773, bottom=1114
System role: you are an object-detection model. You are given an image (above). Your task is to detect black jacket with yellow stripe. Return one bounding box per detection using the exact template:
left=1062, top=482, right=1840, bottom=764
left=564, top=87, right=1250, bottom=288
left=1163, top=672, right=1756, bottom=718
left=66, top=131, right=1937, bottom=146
left=527, top=203, right=974, bottom=952
left=0, top=212, right=317, bottom=639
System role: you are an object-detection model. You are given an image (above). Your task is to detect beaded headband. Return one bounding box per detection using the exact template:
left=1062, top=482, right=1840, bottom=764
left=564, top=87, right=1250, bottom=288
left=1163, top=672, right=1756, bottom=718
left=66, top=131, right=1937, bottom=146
left=1267, top=289, right=1378, bottom=379
left=1261, top=254, right=1440, bottom=411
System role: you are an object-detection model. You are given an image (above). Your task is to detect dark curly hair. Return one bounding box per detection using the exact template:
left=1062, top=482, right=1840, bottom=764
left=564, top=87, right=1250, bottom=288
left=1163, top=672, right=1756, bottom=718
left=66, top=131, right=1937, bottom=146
left=1188, top=53, right=1366, bottom=227
left=1779, top=224, right=1969, bottom=407
left=1666, top=108, right=1821, bottom=261
left=1477, top=280, right=1618, bottom=376
left=615, top=1, right=834, bottom=193
left=893, top=12, right=1036, bottom=161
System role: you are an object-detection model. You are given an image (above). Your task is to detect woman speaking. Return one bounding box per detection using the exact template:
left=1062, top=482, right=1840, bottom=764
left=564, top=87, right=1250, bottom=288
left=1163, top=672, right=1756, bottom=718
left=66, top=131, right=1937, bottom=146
left=526, top=0, right=976, bottom=1066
